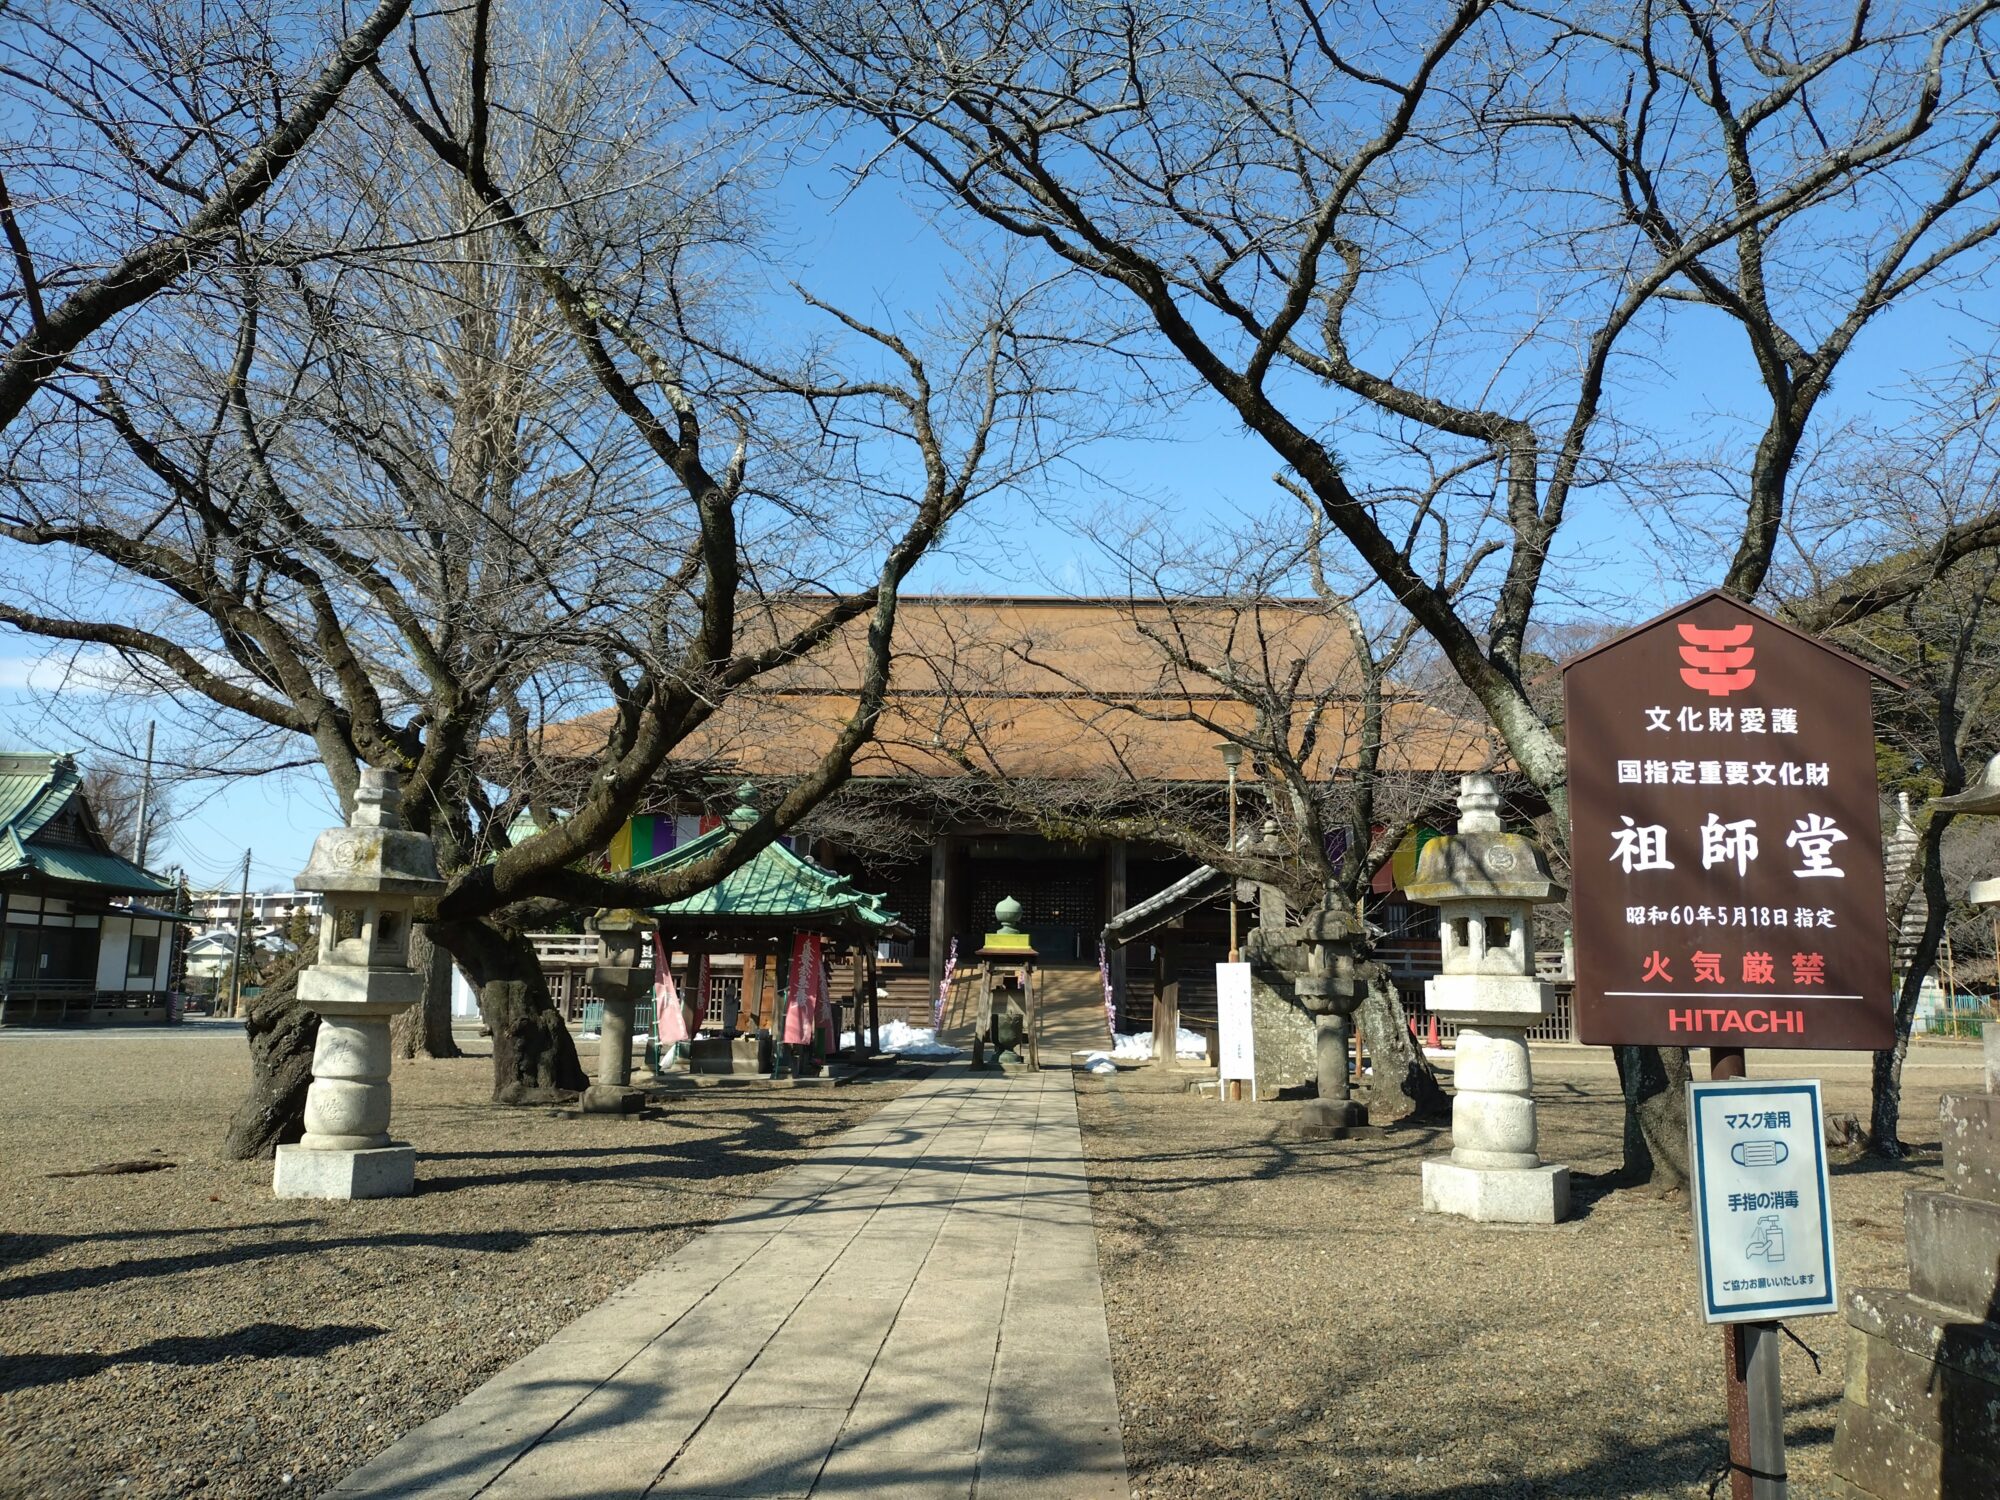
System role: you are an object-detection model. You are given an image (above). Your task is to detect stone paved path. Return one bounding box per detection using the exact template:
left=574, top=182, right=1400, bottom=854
left=330, top=1069, right=1127, bottom=1499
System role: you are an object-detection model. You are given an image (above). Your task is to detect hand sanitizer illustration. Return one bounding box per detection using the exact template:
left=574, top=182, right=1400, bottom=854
left=1745, top=1214, right=1786, bottom=1264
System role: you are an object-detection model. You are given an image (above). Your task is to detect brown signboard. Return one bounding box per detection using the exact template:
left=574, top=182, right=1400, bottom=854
left=1563, top=592, right=1893, bottom=1050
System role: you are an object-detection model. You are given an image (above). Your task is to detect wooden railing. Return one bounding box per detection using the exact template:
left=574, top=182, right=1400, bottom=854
left=0, top=980, right=174, bottom=1026
left=529, top=932, right=603, bottom=966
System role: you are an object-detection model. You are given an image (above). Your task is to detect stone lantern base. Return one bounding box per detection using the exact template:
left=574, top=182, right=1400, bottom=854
left=581, top=1085, right=646, bottom=1115
left=274, top=1141, right=415, bottom=1199
left=1421, top=1158, right=1569, bottom=1224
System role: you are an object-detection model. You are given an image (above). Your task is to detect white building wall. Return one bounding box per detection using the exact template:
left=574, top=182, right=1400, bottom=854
left=95, top=917, right=130, bottom=990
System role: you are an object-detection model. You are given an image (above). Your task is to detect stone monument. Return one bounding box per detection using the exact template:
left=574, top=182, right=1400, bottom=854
left=582, top=908, right=650, bottom=1114
left=1828, top=756, right=2000, bottom=1498
left=1289, top=905, right=1373, bottom=1138
left=972, top=897, right=1037, bottom=1071
left=1405, top=774, right=1570, bottom=1224
left=274, top=766, right=444, bottom=1200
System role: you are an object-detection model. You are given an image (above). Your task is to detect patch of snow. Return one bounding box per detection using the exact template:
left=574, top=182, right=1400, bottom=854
left=839, top=1019, right=965, bottom=1058
left=1080, top=1052, right=1118, bottom=1075
left=1108, top=1027, right=1208, bottom=1061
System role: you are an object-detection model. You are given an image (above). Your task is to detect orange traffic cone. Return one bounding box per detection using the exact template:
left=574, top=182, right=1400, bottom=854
left=1426, top=1013, right=1439, bottom=1050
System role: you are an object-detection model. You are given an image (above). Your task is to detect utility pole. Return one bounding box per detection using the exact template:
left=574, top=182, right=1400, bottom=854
left=134, top=721, right=156, bottom=869
left=228, top=849, right=251, bottom=1019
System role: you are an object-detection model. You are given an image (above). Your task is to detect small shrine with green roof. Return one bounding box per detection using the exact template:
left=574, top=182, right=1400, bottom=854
left=631, top=784, right=908, bottom=1061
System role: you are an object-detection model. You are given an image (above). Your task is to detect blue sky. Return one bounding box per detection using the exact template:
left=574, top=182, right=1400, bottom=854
left=1, top=86, right=1987, bottom=892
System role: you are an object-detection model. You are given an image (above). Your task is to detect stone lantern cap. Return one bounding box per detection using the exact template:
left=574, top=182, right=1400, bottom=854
left=1404, top=775, right=1563, bottom=907
left=295, top=767, right=444, bottom=897
left=1934, top=753, right=2000, bottom=817
left=590, top=907, right=648, bottom=934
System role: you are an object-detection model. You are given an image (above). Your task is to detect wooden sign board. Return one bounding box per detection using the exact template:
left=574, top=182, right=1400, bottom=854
left=1563, top=593, right=1893, bottom=1050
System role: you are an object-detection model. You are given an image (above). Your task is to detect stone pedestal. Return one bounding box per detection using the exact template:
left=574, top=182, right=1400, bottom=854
left=274, top=1141, right=415, bottom=1198
left=689, top=1035, right=771, bottom=1075
left=582, top=913, right=651, bottom=1113
left=581, top=996, right=643, bottom=1114
left=1830, top=1087, right=2000, bottom=1497
left=1419, top=977, right=1570, bottom=1221
left=275, top=1008, right=415, bottom=1199
left=1421, top=1159, right=1568, bottom=1223
left=1298, top=1009, right=1367, bottom=1139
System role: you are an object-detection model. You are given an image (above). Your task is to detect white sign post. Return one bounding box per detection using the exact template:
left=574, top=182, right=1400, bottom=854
left=1688, top=1077, right=1838, bottom=1324
left=1215, top=961, right=1256, bottom=1100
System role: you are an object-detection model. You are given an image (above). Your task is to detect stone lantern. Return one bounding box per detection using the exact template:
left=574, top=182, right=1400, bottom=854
left=1826, top=753, right=2000, bottom=1496
left=972, top=896, right=1037, bottom=1070
left=274, top=766, right=443, bottom=1200
left=1404, top=773, right=1570, bottom=1224
left=1290, top=905, right=1372, bottom=1139
left=583, top=908, right=652, bottom=1114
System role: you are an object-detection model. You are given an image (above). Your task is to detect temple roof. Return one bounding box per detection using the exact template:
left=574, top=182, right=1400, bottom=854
left=633, top=785, right=907, bottom=938
left=0, top=752, right=172, bottom=898
left=521, top=596, right=1496, bottom=784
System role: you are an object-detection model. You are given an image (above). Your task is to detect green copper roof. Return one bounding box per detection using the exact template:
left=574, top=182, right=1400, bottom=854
left=631, top=784, right=903, bottom=934
left=0, top=751, right=173, bottom=896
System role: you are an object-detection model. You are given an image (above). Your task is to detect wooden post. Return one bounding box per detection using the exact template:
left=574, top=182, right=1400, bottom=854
left=865, top=946, right=880, bottom=1055
left=1104, top=839, right=1127, bottom=1026
left=771, top=938, right=793, bottom=1078
left=1025, top=965, right=1041, bottom=1071
left=739, top=952, right=760, bottom=1033
left=1152, top=942, right=1182, bottom=1071
left=848, top=945, right=866, bottom=1058
left=928, top=834, right=951, bottom=999
left=1710, top=1045, right=1786, bottom=1499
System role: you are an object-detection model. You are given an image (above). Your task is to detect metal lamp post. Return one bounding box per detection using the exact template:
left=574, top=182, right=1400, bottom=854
left=1217, top=741, right=1243, bottom=960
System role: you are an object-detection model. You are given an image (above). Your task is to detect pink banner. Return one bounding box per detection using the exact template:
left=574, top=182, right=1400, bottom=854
left=653, top=929, right=693, bottom=1045
left=781, top=933, right=825, bottom=1045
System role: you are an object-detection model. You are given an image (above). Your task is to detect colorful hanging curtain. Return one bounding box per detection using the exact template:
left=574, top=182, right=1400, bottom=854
left=781, top=933, right=827, bottom=1046
left=653, top=927, right=693, bottom=1044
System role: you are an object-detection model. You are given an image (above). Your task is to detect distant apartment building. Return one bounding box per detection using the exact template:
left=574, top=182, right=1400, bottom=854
left=189, top=888, right=322, bottom=931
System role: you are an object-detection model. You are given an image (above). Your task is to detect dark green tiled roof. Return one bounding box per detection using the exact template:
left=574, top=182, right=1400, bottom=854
left=632, top=788, right=902, bottom=934
left=0, top=751, right=172, bottom=896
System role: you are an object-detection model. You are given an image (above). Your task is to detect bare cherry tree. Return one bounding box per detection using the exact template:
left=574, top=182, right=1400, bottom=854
left=1777, top=350, right=2000, bottom=1150
left=0, top=0, right=417, bottom=433
left=701, top=0, right=2000, bottom=1182
left=0, top=2, right=1080, bottom=1146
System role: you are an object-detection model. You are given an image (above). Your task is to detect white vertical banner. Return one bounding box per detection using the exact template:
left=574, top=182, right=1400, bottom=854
left=1215, top=962, right=1256, bottom=1097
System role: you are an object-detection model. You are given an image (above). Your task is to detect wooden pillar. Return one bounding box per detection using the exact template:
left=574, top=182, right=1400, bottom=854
left=848, top=945, right=866, bottom=1057
left=771, top=938, right=793, bottom=1076
left=1152, top=940, right=1181, bottom=1069
left=1103, top=839, right=1128, bottom=1028
left=866, top=946, right=881, bottom=1054
left=737, top=952, right=759, bottom=1032
left=927, top=834, right=952, bottom=997
left=682, top=939, right=703, bottom=1034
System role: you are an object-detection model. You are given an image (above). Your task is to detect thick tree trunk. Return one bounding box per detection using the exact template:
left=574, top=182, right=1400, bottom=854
left=1614, top=1044, right=1691, bottom=1190
left=433, top=918, right=588, bottom=1102
left=219, top=955, right=318, bottom=1160
left=1872, top=820, right=1951, bottom=1156
left=392, top=923, right=463, bottom=1060
left=1356, top=968, right=1449, bottom=1124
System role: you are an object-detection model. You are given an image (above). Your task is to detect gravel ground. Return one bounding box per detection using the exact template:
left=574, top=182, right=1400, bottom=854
left=0, top=1024, right=913, bottom=1500
left=1077, top=1041, right=1983, bottom=1500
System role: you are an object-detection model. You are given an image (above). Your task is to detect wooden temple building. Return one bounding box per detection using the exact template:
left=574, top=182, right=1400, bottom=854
left=1, top=751, right=189, bottom=1025
left=526, top=597, right=1496, bottom=1029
